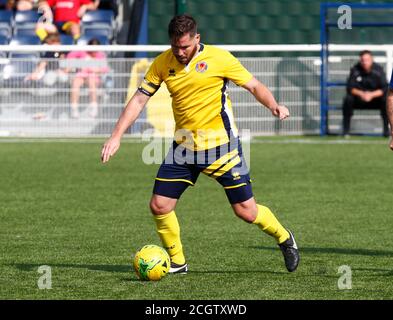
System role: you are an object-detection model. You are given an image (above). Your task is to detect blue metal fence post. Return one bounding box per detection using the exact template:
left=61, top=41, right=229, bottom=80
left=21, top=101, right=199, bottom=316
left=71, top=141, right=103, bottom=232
left=135, top=0, right=148, bottom=58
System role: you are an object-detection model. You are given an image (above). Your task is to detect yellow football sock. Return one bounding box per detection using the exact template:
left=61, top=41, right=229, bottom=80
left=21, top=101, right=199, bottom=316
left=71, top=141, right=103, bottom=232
left=253, top=204, right=290, bottom=244
left=153, top=211, right=185, bottom=265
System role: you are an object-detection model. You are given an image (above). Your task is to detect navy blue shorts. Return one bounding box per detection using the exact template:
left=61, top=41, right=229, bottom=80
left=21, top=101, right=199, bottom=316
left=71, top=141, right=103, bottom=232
left=55, top=21, right=76, bottom=33
left=153, top=139, right=253, bottom=204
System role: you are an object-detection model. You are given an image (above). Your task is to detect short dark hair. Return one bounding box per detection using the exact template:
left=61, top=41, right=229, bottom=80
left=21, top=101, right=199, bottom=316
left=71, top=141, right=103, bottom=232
left=359, top=50, right=372, bottom=57
left=43, top=33, right=60, bottom=44
left=168, top=14, right=197, bottom=40
left=88, top=38, right=101, bottom=45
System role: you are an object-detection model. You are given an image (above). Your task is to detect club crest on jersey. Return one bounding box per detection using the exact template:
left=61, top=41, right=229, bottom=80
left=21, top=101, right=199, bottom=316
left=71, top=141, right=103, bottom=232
left=195, top=61, right=208, bottom=73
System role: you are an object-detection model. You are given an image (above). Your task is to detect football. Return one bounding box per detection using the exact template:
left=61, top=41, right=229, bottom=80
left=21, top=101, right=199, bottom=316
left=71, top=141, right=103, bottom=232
left=133, top=245, right=170, bottom=281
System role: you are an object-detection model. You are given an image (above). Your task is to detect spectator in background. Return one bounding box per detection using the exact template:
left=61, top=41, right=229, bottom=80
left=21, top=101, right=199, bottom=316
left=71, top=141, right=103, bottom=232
left=36, top=0, right=99, bottom=41
left=1, top=0, right=18, bottom=10
left=35, top=0, right=58, bottom=40
left=25, top=32, right=67, bottom=84
left=7, top=0, right=36, bottom=10
left=342, top=50, right=389, bottom=137
left=66, top=38, right=109, bottom=118
left=98, top=0, right=117, bottom=16
left=386, top=72, right=393, bottom=150
left=0, top=0, right=10, bottom=9
left=24, top=32, right=69, bottom=120
left=16, top=0, right=35, bottom=10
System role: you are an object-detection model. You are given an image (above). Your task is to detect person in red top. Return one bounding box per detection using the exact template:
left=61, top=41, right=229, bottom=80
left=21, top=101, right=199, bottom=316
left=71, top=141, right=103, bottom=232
left=36, top=0, right=99, bottom=40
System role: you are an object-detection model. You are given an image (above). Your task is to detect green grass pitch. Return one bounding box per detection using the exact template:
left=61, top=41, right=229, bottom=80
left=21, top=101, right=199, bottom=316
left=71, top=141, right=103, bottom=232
left=1, top=136, right=393, bottom=300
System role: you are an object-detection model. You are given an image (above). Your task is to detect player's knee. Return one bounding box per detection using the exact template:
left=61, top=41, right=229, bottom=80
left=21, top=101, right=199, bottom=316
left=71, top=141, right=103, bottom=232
left=232, top=201, right=257, bottom=223
left=149, top=197, right=175, bottom=215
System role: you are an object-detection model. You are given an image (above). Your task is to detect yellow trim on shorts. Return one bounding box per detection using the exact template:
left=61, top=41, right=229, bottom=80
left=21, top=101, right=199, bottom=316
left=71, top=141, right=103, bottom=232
left=210, top=155, right=241, bottom=178
left=155, top=178, right=194, bottom=185
left=223, top=183, right=247, bottom=189
left=202, top=148, right=239, bottom=175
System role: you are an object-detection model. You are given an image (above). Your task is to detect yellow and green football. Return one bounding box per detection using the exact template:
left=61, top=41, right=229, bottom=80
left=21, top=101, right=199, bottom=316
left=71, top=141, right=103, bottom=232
left=133, top=245, right=170, bottom=281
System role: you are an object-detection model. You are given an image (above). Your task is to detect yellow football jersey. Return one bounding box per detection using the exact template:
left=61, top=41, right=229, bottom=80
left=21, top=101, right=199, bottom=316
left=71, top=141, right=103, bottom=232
left=138, top=44, right=253, bottom=151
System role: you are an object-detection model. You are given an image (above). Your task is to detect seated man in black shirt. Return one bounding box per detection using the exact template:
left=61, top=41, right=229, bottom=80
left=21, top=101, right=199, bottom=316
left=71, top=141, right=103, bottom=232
left=342, top=50, right=389, bottom=137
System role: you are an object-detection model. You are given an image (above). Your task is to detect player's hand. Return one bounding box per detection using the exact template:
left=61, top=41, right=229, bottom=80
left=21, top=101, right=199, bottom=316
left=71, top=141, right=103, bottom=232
left=271, top=105, right=290, bottom=120
left=101, top=137, right=121, bottom=163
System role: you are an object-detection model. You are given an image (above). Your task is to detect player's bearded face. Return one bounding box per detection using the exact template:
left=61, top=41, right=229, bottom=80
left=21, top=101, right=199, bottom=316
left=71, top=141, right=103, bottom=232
left=171, top=33, right=200, bottom=65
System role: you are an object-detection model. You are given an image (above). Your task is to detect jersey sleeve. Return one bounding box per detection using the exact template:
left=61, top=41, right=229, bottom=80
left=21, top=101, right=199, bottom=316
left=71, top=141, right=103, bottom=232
left=138, top=58, right=163, bottom=97
left=223, top=51, right=253, bottom=87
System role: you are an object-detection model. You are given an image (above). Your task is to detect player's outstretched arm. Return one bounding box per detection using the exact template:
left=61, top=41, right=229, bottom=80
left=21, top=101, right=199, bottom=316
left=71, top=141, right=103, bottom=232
left=101, top=91, right=150, bottom=163
left=387, top=89, right=393, bottom=151
left=242, top=77, right=289, bottom=120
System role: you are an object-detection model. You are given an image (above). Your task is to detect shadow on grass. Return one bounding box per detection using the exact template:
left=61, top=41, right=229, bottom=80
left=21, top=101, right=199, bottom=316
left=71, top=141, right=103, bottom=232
left=11, top=263, right=289, bottom=281
left=188, top=270, right=288, bottom=275
left=12, top=263, right=287, bottom=274
left=12, top=263, right=144, bottom=282
left=250, top=246, right=393, bottom=257
left=12, top=263, right=132, bottom=273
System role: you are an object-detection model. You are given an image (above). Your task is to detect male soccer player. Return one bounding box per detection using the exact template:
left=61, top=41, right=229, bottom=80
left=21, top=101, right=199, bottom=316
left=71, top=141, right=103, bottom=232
left=101, top=15, right=300, bottom=273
